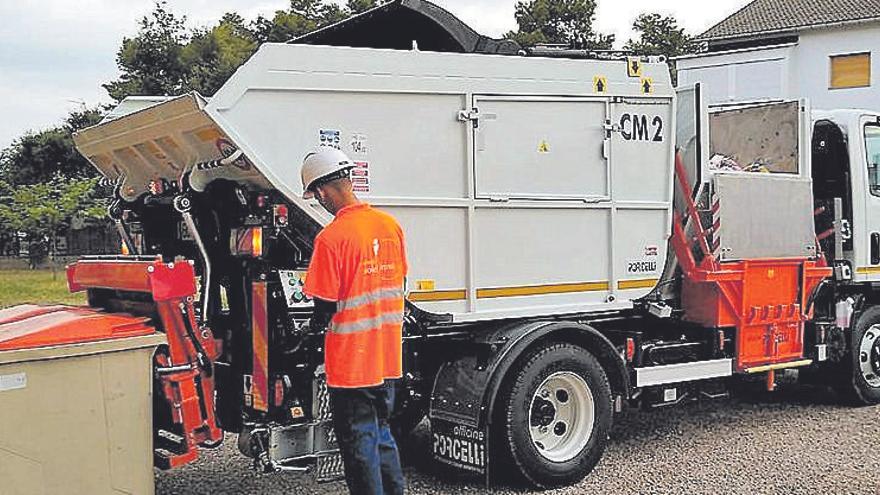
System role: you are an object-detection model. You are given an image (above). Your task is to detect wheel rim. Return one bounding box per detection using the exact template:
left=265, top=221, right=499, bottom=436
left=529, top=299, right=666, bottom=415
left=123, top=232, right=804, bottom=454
left=859, top=324, right=880, bottom=388
left=528, top=371, right=594, bottom=463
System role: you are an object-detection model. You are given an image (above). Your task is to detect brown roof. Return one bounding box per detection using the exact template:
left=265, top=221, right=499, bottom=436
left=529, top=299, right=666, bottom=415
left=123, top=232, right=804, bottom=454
left=699, top=0, right=880, bottom=41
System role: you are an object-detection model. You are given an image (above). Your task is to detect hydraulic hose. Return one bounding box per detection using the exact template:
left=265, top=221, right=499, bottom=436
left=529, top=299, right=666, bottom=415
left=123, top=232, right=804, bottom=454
left=174, top=194, right=213, bottom=326
left=108, top=199, right=137, bottom=255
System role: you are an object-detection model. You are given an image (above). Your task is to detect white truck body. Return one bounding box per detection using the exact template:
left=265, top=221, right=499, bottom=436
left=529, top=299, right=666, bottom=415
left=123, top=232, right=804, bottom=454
left=74, top=43, right=677, bottom=323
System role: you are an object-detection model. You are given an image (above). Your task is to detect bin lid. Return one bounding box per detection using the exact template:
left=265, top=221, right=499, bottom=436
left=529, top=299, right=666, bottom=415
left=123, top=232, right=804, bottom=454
left=0, top=305, right=156, bottom=352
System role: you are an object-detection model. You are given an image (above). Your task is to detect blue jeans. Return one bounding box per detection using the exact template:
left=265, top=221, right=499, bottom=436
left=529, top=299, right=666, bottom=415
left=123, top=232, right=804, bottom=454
left=329, top=380, right=405, bottom=495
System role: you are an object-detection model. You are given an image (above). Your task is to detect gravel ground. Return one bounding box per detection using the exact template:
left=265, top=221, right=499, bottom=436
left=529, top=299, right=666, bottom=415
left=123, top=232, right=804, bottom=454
left=156, top=378, right=880, bottom=495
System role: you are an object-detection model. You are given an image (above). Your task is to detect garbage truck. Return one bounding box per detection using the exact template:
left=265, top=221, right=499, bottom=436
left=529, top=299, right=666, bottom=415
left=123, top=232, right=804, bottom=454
left=15, top=4, right=879, bottom=490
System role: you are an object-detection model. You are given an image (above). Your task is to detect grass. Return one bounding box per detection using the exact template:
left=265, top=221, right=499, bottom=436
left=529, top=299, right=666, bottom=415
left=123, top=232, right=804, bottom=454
left=0, top=269, right=86, bottom=308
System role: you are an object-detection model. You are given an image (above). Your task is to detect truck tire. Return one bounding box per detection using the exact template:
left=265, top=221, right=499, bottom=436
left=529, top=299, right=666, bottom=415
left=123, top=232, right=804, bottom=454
left=496, top=342, right=612, bottom=488
left=838, top=306, right=880, bottom=405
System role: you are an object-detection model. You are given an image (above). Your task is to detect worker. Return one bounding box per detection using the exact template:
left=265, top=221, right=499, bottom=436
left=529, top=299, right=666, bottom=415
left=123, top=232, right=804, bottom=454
left=300, top=147, right=407, bottom=495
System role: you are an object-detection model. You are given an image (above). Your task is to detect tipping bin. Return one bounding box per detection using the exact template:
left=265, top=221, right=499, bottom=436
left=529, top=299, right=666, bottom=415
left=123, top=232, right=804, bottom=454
left=0, top=304, right=165, bottom=495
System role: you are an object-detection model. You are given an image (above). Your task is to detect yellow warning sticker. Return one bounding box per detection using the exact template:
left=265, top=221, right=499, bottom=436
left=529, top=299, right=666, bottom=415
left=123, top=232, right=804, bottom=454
left=640, top=77, right=654, bottom=94
left=416, top=279, right=436, bottom=291
left=538, top=140, right=551, bottom=153
left=593, top=75, right=608, bottom=93
left=627, top=57, right=642, bottom=78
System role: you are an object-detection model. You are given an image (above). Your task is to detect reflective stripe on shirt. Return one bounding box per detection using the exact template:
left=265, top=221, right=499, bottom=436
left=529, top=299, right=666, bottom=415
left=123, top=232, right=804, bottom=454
left=337, top=287, right=405, bottom=313
left=329, top=310, right=405, bottom=335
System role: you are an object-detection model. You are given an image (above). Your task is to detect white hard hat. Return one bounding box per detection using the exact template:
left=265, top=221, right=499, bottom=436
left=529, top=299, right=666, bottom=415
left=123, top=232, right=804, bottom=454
left=301, top=147, right=355, bottom=199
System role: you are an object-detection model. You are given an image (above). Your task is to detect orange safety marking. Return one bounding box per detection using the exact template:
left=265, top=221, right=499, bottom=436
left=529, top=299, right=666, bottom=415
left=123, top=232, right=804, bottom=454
left=251, top=281, right=269, bottom=412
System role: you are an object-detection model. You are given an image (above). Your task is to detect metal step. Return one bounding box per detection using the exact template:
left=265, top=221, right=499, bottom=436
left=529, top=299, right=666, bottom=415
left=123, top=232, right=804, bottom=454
left=315, top=454, right=345, bottom=483
left=635, top=358, right=733, bottom=387
left=157, top=429, right=185, bottom=446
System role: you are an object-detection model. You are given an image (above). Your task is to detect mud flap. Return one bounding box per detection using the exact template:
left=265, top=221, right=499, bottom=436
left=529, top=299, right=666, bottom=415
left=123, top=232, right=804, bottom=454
left=430, top=418, right=489, bottom=478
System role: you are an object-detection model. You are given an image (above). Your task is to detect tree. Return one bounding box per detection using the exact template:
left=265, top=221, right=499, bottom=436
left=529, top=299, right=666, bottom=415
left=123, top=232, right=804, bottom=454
left=347, top=0, right=378, bottom=15
left=182, top=13, right=258, bottom=96
left=505, top=0, right=614, bottom=50
left=0, top=107, right=104, bottom=186
left=624, top=13, right=696, bottom=83
left=0, top=176, right=107, bottom=275
left=106, top=1, right=357, bottom=100
left=252, top=0, right=349, bottom=43
left=103, top=1, right=189, bottom=101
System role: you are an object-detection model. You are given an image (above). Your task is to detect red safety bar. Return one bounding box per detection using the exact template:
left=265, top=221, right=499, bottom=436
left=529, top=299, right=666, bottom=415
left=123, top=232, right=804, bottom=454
left=67, top=257, right=222, bottom=469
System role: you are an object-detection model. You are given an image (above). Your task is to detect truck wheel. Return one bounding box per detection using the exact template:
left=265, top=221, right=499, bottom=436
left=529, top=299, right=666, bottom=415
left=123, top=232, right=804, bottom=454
left=496, top=342, right=612, bottom=488
left=839, top=306, right=880, bottom=405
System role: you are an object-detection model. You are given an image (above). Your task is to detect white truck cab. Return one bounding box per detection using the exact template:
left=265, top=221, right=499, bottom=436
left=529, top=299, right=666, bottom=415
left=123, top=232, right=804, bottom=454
left=812, top=110, right=880, bottom=282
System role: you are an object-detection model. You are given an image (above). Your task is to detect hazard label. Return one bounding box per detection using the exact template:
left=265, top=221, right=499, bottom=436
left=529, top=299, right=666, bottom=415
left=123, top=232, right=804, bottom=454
left=0, top=372, right=26, bottom=392
left=593, top=76, right=608, bottom=93
left=538, top=140, right=550, bottom=153
left=641, top=77, right=654, bottom=94
left=319, top=129, right=341, bottom=149
left=352, top=161, right=371, bottom=193
left=627, top=57, right=642, bottom=78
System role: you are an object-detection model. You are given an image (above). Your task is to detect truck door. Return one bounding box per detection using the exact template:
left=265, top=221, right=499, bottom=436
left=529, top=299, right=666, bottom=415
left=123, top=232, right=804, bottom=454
left=860, top=116, right=880, bottom=278
left=469, top=95, right=615, bottom=312
left=471, top=95, right=609, bottom=201
left=607, top=97, right=675, bottom=296
left=812, top=119, right=853, bottom=265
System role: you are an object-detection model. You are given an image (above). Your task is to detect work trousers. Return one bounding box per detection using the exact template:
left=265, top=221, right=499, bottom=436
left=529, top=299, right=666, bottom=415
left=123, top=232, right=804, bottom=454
left=329, top=380, right=405, bottom=495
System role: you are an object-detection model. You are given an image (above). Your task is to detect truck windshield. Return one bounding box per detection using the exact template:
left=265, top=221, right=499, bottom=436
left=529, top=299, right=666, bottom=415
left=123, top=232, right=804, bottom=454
left=867, top=124, right=880, bottom=196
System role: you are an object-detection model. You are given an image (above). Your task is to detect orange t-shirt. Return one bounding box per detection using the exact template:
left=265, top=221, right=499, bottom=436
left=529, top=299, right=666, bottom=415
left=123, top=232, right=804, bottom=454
left=303, top=203, right=407, bottom=388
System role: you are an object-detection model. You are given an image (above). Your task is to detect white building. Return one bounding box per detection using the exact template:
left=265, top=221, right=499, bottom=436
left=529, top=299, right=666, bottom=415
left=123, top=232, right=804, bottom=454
left=677, top=0, right=880, bottom=108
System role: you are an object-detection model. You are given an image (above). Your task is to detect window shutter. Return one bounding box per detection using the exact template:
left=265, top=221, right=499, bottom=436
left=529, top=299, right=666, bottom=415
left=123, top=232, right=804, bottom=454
left=830, top=53, right=871, bottom=89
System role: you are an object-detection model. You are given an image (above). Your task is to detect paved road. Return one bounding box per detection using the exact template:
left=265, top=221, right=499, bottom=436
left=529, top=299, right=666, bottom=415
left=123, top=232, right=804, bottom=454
left=156, top=379, right=880, bottom=494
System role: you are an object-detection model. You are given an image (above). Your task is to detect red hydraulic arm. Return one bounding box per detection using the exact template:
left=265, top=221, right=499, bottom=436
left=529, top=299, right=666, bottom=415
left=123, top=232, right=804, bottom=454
left=68, top=256, right=223, bottom=469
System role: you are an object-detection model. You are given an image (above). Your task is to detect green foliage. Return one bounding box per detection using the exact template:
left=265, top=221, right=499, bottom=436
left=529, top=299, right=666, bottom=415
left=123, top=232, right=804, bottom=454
left=103, top=2, right=189, bottom=101
left=625, top=13, right=695, bottom=58
left=624, top=13, right=695, bottom=83
left=0, top=175, right=106, bottom=269
left=505, top=0, right=614, bottom=49
left=0, top=107, right=104, bottom=185
left=347, top=0, right=378, bottom=14
left=0, top=176, right=107, bottom=242
left=105, top=0, right=364, bottom=100
left=183, top=13, right=259, bottom=96
left=252, top=0, right=348, bottom=43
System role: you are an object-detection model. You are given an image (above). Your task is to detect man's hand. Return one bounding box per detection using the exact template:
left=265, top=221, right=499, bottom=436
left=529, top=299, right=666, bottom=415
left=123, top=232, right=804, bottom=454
left=297, top=320, right=312, bottom=334
left=309, top=298, right=337, bottom=333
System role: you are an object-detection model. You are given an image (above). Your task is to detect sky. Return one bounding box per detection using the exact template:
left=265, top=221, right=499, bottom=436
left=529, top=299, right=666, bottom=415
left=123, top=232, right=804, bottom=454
left=0, top=0, right=747, bottom=149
